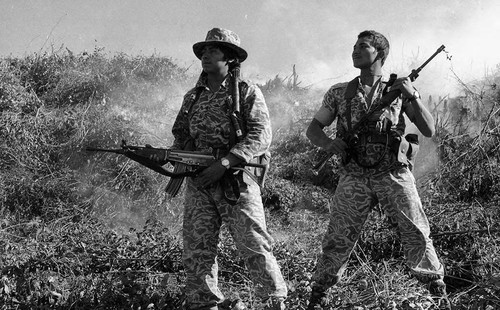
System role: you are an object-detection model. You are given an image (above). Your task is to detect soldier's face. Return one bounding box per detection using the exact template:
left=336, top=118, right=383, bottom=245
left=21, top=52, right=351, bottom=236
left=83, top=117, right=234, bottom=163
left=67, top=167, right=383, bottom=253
left=201, top=45, right=228, bottom=74
left=352, top=37, right=379, bottom=69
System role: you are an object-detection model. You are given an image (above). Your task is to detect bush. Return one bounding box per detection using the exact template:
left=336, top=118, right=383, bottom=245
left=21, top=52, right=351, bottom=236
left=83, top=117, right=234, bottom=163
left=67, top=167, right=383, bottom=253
left=1, top=53, right=499, bottom=309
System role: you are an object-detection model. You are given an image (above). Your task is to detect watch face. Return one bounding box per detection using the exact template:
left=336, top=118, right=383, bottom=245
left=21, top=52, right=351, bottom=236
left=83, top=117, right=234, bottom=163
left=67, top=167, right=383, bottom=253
left=414, top=90, right=421, bottom=99
left=221, top=158, right=230, bottom=168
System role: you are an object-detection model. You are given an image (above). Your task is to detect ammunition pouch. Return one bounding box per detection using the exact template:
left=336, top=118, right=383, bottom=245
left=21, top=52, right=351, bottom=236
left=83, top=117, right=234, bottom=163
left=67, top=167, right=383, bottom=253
left=346, top=133, right=392, bottom=168
left=345, top=132, right=419, bottom=170
left=221, top=171, right=241, bottom=205
left=254, top=151, right=271, bottom=185
left=392, top=133, right=419, bottom=170
left=405, top=133, right=419, bottom=169
left=221, top=152, right=270, bottom=205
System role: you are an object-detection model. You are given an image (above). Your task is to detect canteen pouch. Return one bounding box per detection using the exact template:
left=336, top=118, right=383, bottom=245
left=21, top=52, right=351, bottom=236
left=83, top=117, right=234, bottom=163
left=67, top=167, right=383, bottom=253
left=392, top=133, right=419, bottom=169
left=405, top=133, right=419, bottom=169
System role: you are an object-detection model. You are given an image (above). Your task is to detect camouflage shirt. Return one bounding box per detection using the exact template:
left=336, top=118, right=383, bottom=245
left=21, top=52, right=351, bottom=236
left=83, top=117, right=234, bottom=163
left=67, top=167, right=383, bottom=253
left=322, top=76, right=412, bottom=176
left=171, top=73, right=272, bottom=163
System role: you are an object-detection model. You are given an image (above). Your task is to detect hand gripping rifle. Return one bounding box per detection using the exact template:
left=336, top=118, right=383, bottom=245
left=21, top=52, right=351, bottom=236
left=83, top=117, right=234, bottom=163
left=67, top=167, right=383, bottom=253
left=86, top=140, right=268, bottom=195
left=312, top=45, right=446, bottom=175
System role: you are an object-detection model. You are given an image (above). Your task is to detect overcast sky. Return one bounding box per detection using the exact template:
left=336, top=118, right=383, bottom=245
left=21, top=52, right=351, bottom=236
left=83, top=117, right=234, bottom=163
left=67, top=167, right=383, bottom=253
left=1, top=0, right=499, bottom=95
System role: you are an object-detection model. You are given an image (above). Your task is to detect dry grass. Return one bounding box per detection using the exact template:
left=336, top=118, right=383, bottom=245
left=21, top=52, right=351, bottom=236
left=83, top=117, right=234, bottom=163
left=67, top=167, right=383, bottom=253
left=1, top=51, right=499, bottom=309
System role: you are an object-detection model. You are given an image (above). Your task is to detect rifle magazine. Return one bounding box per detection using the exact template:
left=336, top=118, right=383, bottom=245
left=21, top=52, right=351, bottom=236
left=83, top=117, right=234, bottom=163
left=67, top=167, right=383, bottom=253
left=165, top=163, right=188, bottom=197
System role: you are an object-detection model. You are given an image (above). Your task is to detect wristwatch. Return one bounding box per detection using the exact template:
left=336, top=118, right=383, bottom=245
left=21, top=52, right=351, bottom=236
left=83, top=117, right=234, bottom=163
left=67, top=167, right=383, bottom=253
left=407, top=90, right=421, bottom=101
left=220, top=157, right=231, bottom=170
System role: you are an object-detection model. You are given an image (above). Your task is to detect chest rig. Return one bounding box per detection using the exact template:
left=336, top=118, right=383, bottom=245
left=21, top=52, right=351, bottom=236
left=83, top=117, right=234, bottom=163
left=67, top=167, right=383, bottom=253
left=342, top=75, right=398, bottom=168
left=341, top=75, right=420, bottom=170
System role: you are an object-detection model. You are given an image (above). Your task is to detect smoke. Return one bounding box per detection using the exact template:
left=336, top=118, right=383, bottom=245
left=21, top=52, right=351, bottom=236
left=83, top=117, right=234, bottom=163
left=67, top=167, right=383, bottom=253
left=240, top=0, right=500, bottom=98
left=4, top=0, right=498, bottom=205
left=2, top=0, right=498, bottom=98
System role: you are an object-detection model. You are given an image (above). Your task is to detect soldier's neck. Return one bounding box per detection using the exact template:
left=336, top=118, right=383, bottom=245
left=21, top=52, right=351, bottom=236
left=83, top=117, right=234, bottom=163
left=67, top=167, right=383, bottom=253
left=359, top=66, right=382, bottom=87
left=206, top=72, right=228, bottom=92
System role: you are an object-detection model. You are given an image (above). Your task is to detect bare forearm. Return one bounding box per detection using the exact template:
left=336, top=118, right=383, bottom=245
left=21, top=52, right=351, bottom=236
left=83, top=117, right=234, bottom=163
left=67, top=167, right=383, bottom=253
left=306, top=119, right=333, bottom=148
left=410, top=98, right=435, bottom=137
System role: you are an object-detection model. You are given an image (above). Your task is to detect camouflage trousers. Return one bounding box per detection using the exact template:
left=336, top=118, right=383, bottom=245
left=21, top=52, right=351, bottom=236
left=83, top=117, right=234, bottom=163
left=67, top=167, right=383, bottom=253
left=313, top=167, right=444, bottom=288
left=182, top=177, right=287, bottom=309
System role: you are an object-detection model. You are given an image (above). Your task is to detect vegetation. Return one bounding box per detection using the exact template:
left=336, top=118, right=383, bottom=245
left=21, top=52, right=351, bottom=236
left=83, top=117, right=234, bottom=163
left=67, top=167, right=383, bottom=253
left=1, top=49, right=499, bottom=309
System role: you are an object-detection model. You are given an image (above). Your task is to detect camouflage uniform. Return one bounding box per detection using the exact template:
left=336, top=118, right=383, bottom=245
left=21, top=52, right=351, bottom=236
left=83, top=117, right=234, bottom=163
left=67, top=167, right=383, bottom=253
left=172, top=73, right=287, bottom=309
left=312, top=77, right=445, bottom=289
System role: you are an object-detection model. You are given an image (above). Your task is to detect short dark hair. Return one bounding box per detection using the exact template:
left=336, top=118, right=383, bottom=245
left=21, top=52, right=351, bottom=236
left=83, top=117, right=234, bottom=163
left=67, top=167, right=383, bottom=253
left=358, top=30, right=390, bottom=65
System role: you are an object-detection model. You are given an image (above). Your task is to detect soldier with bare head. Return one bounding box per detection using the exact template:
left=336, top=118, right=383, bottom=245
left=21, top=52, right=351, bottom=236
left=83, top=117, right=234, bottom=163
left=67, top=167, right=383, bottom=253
left=305, top=30, right=451, bottom=309
left=170, top=28, right=287, bottom=310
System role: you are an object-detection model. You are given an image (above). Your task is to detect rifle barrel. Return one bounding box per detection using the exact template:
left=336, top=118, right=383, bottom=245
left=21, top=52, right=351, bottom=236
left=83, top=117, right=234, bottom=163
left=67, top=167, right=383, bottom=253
left=412, top=45, right=446, bottom=77
left=85, top=147, right=125, bottom=153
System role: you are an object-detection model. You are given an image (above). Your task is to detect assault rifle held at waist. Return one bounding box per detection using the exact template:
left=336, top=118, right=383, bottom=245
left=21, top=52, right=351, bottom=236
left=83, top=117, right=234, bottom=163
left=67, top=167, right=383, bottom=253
left=86, top=140, right=268, bottom=183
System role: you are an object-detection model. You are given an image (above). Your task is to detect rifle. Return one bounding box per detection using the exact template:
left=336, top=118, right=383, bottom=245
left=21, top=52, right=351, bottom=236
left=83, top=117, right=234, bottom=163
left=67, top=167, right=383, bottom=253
left=312, top=45, right=446, bottom=175
left=229, top=60, right=244, bottom=140
left=86, top=140, right=268, bottom=192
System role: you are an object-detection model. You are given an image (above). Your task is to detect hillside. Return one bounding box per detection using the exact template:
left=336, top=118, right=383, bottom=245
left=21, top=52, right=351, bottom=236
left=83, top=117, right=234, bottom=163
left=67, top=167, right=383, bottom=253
left=1, top=50, right=499, bottom=309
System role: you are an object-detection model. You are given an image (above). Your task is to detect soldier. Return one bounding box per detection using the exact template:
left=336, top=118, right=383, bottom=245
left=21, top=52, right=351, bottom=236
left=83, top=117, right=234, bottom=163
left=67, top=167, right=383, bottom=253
left=305, top=30, right=451, bottom=310
left=171, top=28, right=287, bottom=310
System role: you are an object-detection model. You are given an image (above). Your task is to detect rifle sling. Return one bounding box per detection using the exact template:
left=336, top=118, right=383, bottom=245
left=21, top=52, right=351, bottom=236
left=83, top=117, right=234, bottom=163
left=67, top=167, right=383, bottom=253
left=344, top=77, right=387, bottom=133
left=344, top=78, right=358, bottom=132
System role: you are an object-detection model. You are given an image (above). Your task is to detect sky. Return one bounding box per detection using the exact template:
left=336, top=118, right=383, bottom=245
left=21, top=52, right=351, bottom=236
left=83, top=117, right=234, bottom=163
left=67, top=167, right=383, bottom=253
left=1, top=0, right=499, bottom=96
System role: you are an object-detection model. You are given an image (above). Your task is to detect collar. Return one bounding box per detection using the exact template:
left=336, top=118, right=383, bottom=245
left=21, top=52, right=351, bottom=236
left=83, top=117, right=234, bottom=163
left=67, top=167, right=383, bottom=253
left=195, top=72, right=231, bottom=91
left=356, top=75, right=384, bottom=87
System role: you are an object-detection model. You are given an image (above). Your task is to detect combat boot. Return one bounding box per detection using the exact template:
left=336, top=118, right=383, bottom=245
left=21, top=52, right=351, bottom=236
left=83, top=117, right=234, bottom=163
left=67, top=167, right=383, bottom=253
left=306, top=286, right=327, bottom=310
left=428, top=279, right=452, bottom=310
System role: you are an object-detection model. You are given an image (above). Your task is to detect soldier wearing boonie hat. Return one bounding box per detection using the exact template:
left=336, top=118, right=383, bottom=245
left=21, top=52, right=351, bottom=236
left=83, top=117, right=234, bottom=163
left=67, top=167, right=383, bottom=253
left=170, top=28, right=287, bottom=310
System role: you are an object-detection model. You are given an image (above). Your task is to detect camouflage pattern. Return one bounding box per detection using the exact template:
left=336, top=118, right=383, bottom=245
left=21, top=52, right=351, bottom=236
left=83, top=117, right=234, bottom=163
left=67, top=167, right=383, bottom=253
left=313, top=76, right=444, bottom=288
left=172, top=73, right=272, bottom=163
left=172, top=74, right=286, bottom=309
left=183, top=177, right=287, bottom=309
left=193, top=28, right=248, bottom=62
left=322, top=77, right=408, bottom=175
left=312, top=168, right=444, bottom=288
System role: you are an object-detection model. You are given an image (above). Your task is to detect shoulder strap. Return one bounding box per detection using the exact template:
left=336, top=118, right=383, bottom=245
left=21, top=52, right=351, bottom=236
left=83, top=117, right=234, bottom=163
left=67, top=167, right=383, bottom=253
left=344, top=77, right=358, bottom=101
left=183, top=87, right=204, bottom=117
left=344, top=77, right=395, bottom=133
left=344, top=77, right=358, bottom=132
left=184, top=82, right=247, bottom=117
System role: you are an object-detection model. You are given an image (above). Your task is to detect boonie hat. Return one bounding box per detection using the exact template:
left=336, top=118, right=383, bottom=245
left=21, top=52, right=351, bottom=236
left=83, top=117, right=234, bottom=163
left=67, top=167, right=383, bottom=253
left=193, top=28, right=248, bottom=62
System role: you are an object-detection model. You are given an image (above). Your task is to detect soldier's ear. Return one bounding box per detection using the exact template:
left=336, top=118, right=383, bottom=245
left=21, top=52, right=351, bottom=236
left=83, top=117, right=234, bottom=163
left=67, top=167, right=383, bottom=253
left=375, top=50, right=385, bottom=65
